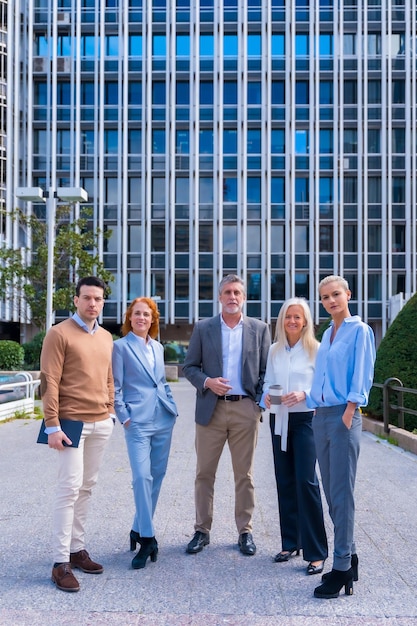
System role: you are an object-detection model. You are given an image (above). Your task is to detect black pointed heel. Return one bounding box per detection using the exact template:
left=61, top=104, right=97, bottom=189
left=131, top=537, right=158, bottom=570
left=314, top=567, right=354, bottom=599
left=130, top=530, right=141, bottom=551
left=274, top=548, right=300, bottom=562
left=322, top=553, right=358, bottom=582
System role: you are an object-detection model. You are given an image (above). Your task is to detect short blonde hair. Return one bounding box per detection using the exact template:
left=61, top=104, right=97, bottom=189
left=318, top=275, right=349, bottom=294
left=273, top=297, right=318, bottom=361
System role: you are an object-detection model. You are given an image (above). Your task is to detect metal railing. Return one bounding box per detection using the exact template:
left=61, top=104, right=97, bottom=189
left=372, top=377, right=417, bottom=434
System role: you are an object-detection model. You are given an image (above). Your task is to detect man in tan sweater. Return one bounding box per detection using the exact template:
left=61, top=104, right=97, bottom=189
left=40, top=276, right=115, bottom=592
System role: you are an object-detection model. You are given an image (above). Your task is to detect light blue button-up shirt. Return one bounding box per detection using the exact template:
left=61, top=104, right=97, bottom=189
left=306, top=316, right=376, bottom=409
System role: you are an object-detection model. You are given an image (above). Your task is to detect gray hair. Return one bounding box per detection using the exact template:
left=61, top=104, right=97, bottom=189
left=218, top=274, right=246, bottom=296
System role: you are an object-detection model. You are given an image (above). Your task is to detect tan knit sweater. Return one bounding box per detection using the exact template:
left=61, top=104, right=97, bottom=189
left=40, top=318, right=115, bottom=428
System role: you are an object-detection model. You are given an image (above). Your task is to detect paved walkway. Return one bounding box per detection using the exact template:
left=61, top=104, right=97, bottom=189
left=1, top=379, right=416, bottom=626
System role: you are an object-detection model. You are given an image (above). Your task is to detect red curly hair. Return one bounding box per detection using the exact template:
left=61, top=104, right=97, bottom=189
left=121, top=297, right=160, bottom=339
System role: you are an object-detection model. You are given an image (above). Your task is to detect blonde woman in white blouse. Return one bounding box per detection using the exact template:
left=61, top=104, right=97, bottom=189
left=262, top=297, right=328, bottom=575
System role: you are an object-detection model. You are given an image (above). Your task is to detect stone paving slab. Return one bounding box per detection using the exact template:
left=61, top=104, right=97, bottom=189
left=0, top=379, right=416, bottom=626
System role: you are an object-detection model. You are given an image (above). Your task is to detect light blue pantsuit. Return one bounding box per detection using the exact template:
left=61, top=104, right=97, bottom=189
left=125, top=401, right=174, bottom=537
left=112, top=331, right=178, bottom=538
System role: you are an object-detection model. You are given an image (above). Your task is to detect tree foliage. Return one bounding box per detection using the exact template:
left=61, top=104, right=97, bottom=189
left=367, top=292, right=417, bottom=431
left=0, top=206, right=113, bottom=330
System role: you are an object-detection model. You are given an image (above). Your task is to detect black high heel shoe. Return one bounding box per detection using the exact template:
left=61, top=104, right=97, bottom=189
left=314, top=567, right=354, bottom=599
left=274, top=548, right=300, bottom=562
left=322, top=553, right=358, bottom=582
left=131, top=537, right=158, bottom=570
left=130, top=530, right=141, bottom=551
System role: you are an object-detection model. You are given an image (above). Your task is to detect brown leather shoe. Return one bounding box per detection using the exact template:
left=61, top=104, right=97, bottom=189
left=51, top=563, right=80, bottom=592
left=70, top=549, right=104, bottom=574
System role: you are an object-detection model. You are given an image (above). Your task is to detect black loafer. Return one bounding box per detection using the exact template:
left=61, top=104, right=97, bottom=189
left=186, top=531, right=210, bottom=554
left=238, top=532, right=256, bottom=556
left=307, top=560, right=325, bottom=575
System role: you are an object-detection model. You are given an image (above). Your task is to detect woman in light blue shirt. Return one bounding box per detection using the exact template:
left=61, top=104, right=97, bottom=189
left=307, top=276, right=376, bottom=599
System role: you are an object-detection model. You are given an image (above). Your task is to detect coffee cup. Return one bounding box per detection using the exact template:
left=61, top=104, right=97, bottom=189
left=269, top=384, right=283, bottom=410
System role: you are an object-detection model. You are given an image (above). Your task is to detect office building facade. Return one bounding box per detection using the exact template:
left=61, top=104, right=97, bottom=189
left=3, top=0, right=417, bottom=341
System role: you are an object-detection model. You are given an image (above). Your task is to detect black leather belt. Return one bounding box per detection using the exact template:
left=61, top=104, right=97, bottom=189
left=218, top=395, right=249, bottom=402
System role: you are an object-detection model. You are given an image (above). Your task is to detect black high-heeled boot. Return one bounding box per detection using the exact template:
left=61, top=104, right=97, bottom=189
left=314, top=567, right=354, bottom=599
left=131, top=537, right=158, bottom=570
left=130, top=530, right=141, bottom=551
left=322, top=553, right=358, bottom=582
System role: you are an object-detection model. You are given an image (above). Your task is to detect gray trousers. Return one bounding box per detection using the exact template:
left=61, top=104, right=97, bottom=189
left=312, top=404, right=361, bottom=572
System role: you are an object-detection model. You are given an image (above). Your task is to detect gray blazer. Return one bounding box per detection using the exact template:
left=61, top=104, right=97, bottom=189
left=183, top=315, right=271, bottom=426
left=112, top=332, right=178, bottom=425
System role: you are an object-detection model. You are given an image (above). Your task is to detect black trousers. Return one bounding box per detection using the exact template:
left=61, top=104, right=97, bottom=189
left=270, top=411, right=328, bottom=562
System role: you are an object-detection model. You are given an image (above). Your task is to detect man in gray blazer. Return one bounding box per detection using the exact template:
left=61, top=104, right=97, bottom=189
left=183, top=275, right=270, bottom=556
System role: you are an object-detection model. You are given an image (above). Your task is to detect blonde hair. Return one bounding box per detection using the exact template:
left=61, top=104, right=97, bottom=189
left=318, top=275, right=349, bottom=293
left=121, top=297, right=160, bottom=339
left=272, top=297, right=318, bottom=361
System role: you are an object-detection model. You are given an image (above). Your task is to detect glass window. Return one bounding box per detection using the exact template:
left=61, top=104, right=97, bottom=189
left=247, top=82, right=261, bottom=104
left=368, top=129, right=380, bottom=153
left=295, top=130, right=309, bottom=153
left=392, top=128, right=405, bottom=153
left=271, top=81, right=285, bottom=104
left=199, top=224, right=213, bottom=251
left=106, top=35, right=118, bottom=56
left=105, top=81, right=118, bottom=105
left=153, top=35, right=166, bottom=56
left=344, top=129, right=358, bottom=153
left=296, top=81, right=309, bottom=104
left=344, top=224, right=357, bottom=252
left=319, top=34, right=333, bottom=55
left=270, top=225, right=284, bottom=253
left=129, top=35, right=142, bottom=56
left=200, top=130, right=214, bottom=153
left=319, top=177, right=333, bottom=203
left=368, top=80, right=381, bottom=104
left=200, top=34, right=214, bottom=56
left=247, top=129, right=261, bottom=153
left=319, top=81, right=333, bottom=104
left=104, top=129, right=118, bottom=153
left=35, top=82, right=48, bottom=106
left=224, top=34, right=238, bottom=56
left=368, top=177, right=381, bottom=203
left=368, top=274, right=381, bottom=301
left=247, top=225, right=261, bottom=252
left=271, top=130, right=285, bottom=153
left=319, top=225, right=333, bottom=252
left=57, top=36, right=71, bottom=56
left=392, top=225, right=405, bottom=252
left=295, top=225, right=308, bottom=252
left=368, top=34, right=381, bottom=55
left=271, top=274, right=285, bottom=300
left=295, top=34, right=309, bottom=56
left=34, top=130, right=47, bottom=153
left=392, top=80, right=405, bottom=104
left=151, top=224, right=165, bottom=251
left=368, top=224, right=381, bottom=252
left=200, top=81, right=213, bottom=104
left=152, top=81, right=165, bottom=104
left=344, top=177, right=357, bottom=203
left=224, top=129, right=237, bottom=153
left=128, top=130, right=141, bottom=153
left=176, top=130, right=189, bottom=154
left=151, top=179, right=165, bottom=206
left=271, top=34, right=285, bottom=55
left=295, top=178, right=309, bottom=202
left=319, top=129, right=333, bottom=153
left=176, top=81, right=189, bottom=105
left=248, top=34, right=261, bottom=55
left=128, top=81, right=141, bottom=105
left=57, top=82, right=71, bottom=105
left=392, top=177, right=405, bottom=203
left=343, top=34, right=356, bottom=54
left=224, top=81, right=237, bottom=104
left=223, top=177, right=237, bottom=202
left=36, top=34, right=49, bottom=56
left=199, top=178, right=213, bottom=204
left=175, top=178, right=189, bottom=205
left=344, top=80, right=357, bottom=104
left=176, top=34, right=190, bottom=56
left=247, top=178, right=261, bottom=203
left=223, top=225, right=237, bottom=252
left=175, top=223, right=189, bottom=250
left=152, top=130, right=165, bottom=153
left=81, top=35, right=96, bottom=57
left=271, top=177, right=285, bottom=202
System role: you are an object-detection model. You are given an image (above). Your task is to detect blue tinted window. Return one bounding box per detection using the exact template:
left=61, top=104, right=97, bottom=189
left=319, top=34, right=333, bottom=55
left=295, top=178, right=309, bottom=202
left=271, top=177, right=285, bottom=202
left=152, top=82, right=165, bottom=104
left=295, top=130, right=309, bottom=153
left=199, top=130, right=214, bottom=153
left=129, top=35, right=142, bottom=56
left=82, top=35, right=95, bottom=57
left=271, top=130, right=285, bottom=153
left=81, top=82, right=94, bottom=105
left=224, top=81, right=237, bottom=104
left=295, top=34, right=309, bottom=55
left=106, top=35, right=118, bottom=56
left=247, top=129, right=261, bottom=153
left=105, top=81, right=118, bottom=104
left=224, top=34, right=238, bottom=56
left=223, top=129, right=237, bottom=153
left=128, top=130, right=141, bottom=152
left=152, top=130, right=165, bottom=153
left=319, top=129, right=333, bottom=153
left=271, top=34, right=285, bottom=56
left=271, top=81, right=285, bottom=104
left=319, top=178, right=333, bottom=203
left=248, top=34, right=261, bottom=55
left=247, top=178, right=261, bottom=202
left=248, top=82, right=261, bottom=104
left=223, top=178, right=237, bottom=202
left=200, top=34, right=214, bottom=56
left=319, top=81, right=333, bottom=104
left=176, top=130, right=189, bottom=154
left=176, top=35, right=190, bottom=56
left=128, top=82, right=142, bottom=105
left=176, top=81, right=189, bottom=104
left=296, top=81, right=309, bottom=104
left=153, top=35, right=166, bottom=56
left=200, top=81, right=213, bottom=104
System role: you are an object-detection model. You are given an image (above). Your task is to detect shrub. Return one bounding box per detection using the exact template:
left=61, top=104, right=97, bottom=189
left=315, top=317, right=331, bottom=342
left=23, top=331, right=45, bottom=370
left=0, top=340, right=24, bottom=370
left=367, top=292, right=417, bottom=431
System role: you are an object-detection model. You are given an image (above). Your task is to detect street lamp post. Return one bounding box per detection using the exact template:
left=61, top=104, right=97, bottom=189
left=15, top=186, right=88, bottom=331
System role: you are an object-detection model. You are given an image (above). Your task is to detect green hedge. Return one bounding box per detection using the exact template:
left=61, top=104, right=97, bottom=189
left=0, top=340, right=24, bottom=370
left=22, top=332, right=45, bottom=370
left=367, top=292, right=417, bottom=431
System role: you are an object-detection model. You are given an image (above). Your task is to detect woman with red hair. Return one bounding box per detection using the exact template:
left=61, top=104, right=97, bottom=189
left=112, top=298, right=177, bottom=570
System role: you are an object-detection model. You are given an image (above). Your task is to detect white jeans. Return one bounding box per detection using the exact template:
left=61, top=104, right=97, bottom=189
left=52, top=418, right=114, bottom=562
